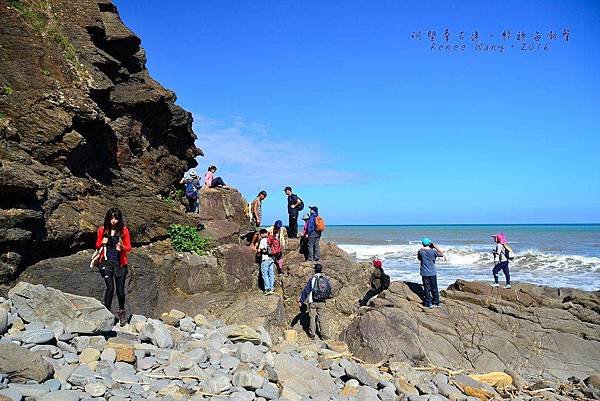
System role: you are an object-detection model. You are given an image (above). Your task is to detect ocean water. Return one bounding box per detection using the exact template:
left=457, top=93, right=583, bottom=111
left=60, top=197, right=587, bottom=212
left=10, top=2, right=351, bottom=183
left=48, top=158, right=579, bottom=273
left=320, top=225, right=600, bottom=291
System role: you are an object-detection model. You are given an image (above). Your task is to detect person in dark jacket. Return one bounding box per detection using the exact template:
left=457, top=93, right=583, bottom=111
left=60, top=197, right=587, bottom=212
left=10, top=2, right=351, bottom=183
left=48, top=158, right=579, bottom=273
left=95, top=207, right=132, bottom=326
left=298, top=263, right=329, bottom=340
left=306, top=206, right=321, bottom=261
left=359, top=259, right=386, bottom=306
left=284, top=186, right=303, bottom=238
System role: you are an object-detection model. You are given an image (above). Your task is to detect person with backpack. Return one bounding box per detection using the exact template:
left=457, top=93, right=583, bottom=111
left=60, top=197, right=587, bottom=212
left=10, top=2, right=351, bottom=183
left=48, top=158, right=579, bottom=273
left=266, top=220, right=287, bottom=273
left=298, top=263, right=331, bottom=340
left=179, top=170, right=201, bottom=213
left=284, top=186, right=304, bottom=238
left=95, top=208, right=132, bottom=326
left=306, top=206, right=324, bottom=261
left=257, top=228, right=275, bottom=295
left=204, top=165, right=227, bottom=188
left=359, top=259, right=391, bottom=306
left=491, top=233, right=513, bottom=288
left=417, top=238, right=444, bottom=308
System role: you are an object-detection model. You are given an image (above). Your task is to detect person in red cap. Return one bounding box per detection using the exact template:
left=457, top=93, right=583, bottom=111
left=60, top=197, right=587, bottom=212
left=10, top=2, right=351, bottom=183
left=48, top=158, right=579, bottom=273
left=359, top=259, right=391, bottom=306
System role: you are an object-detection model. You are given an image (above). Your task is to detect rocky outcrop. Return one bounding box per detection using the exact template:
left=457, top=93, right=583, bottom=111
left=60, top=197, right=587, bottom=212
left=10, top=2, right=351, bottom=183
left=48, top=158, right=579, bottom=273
left=9, top=281, right=114, bottom=334
left=342, top=279, right=600, bottom=381
left=0, top=0, right=201, bottom=282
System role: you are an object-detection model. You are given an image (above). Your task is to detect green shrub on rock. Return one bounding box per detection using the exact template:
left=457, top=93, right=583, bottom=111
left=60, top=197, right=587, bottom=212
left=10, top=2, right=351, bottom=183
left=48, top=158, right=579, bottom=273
left=168, top=224, right=209, bottom=255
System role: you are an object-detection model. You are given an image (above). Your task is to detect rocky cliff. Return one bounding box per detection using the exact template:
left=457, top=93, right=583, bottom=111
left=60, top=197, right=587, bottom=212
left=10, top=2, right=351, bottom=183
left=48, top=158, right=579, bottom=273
left=0, top=0, right=201, bottom=281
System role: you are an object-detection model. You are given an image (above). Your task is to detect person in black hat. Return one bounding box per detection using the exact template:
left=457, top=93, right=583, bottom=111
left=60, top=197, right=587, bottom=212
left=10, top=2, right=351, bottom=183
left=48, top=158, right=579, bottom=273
left=284, top=186, right=303, bottom=238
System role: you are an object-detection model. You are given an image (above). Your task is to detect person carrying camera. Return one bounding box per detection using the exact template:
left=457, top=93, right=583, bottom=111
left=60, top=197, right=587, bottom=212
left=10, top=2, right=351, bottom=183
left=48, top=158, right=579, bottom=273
left=417, top=237, right=444, bottom=308
left=95, top=207, right=132, bottom=326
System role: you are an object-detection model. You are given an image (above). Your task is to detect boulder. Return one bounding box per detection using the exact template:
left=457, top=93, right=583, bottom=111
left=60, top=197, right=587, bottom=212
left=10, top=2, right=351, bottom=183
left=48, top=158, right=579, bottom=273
left=274, top=353, right=338, bottom=401
left=0, top=343, right=54, bottom=382
left=8, top=282, right=113, bottom=334
left=342, top=280, right=600, bottom=380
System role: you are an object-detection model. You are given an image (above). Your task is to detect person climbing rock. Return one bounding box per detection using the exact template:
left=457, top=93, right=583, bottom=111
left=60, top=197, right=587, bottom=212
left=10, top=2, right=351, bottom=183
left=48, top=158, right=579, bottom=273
left=267, top=220, right=287, bottom=273
left=180, top=170, right=201, bottom=213
left=257, top=228, right=275, bottom=295
left=95, top=207, right=132, bottom=326
left=298, top=263, right=331, bottom=340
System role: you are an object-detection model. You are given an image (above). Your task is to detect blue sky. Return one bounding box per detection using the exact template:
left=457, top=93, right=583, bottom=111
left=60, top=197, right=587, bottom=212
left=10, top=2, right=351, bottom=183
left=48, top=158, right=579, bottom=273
left=114, top=0, right=600, bottom=224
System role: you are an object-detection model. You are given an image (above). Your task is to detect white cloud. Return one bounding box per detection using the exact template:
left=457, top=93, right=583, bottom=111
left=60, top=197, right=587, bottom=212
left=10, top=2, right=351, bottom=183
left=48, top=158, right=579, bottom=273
left=192, top=115, right=360, bottom=188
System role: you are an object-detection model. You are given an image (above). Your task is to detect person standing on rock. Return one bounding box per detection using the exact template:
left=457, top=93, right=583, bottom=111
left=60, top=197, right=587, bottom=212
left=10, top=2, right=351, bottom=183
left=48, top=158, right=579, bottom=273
left=306, top=206, right=322, bottom=261
left=251, top=190, right=267, bottom=230
left=284, top=186, right=304, bottom=238
left=491, top=233, right=512, bottom=289
left=298, top=263, right=331, bottom=340
left=180, top=170, right=201, bottom=213
left=417, top=238, right=444, bottom=308
left=299, top=213, right=310, bottom=260
left=258, top=228, right=275, bottom=295
left=267, top=220, right=287, bottom=273
left=95, top=207, right=132, bottom=326
left=204, top=165, right=227, bottom=188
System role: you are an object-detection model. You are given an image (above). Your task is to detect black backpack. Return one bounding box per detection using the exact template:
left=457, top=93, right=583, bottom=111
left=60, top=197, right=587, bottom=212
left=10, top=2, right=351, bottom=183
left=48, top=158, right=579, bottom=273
left=296, top=197, right=304, bottom=211
left=381, top=273, right=391, bottom=290
left=312, top=275, right=331, bottom=301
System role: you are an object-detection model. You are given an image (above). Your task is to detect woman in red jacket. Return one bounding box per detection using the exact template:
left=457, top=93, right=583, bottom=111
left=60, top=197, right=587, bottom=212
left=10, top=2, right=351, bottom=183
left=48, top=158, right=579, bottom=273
left=95, top=207, right=132, bottom=326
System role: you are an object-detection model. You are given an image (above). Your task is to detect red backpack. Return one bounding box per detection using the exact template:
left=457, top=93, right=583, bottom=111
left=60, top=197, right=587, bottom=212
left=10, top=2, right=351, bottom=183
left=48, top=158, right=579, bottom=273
left=267, top=235, right=282, bottom=256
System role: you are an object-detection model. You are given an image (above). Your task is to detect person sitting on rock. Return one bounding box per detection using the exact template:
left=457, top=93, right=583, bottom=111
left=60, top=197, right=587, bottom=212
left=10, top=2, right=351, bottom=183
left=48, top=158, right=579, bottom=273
left=258, top=229, right=275, bottom=295
left=417, top=238, right=444, bottom=309
left=95, top=207, right=132, bottom=326
left=359, top=259, right=390, bottom=306
left=204, top=165, right=227, bottom=188
left=266, top=220, right=287, bottom=273
left=298, top=263, right=331, bottom=340
left=179, top=170, right=201, bottom=213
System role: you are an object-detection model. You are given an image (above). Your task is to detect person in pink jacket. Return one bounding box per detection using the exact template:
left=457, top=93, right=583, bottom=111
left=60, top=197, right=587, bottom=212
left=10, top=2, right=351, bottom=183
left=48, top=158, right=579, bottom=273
left=204, top=165, right=227, bottom=188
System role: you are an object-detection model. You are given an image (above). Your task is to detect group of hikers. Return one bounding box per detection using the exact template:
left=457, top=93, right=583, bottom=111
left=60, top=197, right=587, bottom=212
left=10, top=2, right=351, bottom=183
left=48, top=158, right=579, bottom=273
left=91, top=167, right=515, bottom=339
left=179, top=165, right=227, bottom=213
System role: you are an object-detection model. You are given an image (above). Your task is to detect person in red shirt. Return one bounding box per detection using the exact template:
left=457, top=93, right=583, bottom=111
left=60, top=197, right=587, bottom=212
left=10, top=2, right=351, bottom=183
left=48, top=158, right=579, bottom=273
left=95, top=207, right=132, bottom=326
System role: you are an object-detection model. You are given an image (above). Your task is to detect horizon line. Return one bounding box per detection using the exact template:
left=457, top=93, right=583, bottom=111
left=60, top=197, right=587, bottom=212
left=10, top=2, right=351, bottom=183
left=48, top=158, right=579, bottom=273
left=318, top=223, right=600, bottom=227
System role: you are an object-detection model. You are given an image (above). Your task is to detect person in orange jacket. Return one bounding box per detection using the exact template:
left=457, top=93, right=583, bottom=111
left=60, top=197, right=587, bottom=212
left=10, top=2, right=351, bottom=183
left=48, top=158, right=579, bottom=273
left=95, top=207, right=132, bottom=326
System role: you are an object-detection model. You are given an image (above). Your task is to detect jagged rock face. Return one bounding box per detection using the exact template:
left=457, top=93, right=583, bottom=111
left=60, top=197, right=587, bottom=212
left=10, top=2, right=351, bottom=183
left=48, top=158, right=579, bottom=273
left=341, top=279, right=600, bottom=381
left=0, top=0, right=201, bottom=281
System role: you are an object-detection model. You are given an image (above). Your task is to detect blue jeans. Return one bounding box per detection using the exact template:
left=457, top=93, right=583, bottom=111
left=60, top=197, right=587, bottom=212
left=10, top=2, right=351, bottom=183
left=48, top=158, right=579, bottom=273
left=493, top=261, right=510, bottom=284
left=261, top=258, right=275, bottom=291
left=422, top=275, right=439, bottom=306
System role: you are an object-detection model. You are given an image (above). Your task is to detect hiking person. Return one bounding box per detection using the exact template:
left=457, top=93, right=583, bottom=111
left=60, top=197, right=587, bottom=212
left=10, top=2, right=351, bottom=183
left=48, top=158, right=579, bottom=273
left=417, top=238, right=444, bottom=308
left=95, top=208, right=132, bottom=326
left=267, top=220, right=287, bottom=272
left=298, top=263, right=331, bottom=340
left=204, top=165, right=227, bottom=188
left=359, top=259, right=391, bottom=306
left=251, top=190, right=267, bottom=230
left=299, top=213, right=310, bottom=260
left=284, top=186, right=303, bottom=238
left=179, top=170, right=201, bottom=213
left=306, top=206, right=323, bottom=261
left=257, top=228, right=275, bottom=295
left=491, top=233, right=513, bottom=289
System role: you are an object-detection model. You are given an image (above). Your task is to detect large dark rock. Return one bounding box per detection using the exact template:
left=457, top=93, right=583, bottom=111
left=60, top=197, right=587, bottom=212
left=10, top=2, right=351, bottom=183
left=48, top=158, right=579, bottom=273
left=0, top=0, right=201, bottom=282
left=341, top=279, right=600, bottom=381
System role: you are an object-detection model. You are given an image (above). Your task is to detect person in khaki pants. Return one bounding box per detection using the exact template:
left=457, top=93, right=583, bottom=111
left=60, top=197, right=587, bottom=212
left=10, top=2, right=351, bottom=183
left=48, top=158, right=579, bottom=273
left=298, top=263, right=331, bottom=340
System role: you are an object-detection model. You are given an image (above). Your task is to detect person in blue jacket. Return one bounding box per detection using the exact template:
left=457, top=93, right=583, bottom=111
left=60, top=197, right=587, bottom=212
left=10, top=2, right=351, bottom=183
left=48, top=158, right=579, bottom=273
left=306, top=206, right=321, bottom=261
left=298, top=263, right=329, bottom=339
